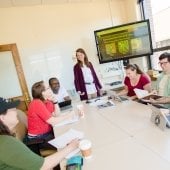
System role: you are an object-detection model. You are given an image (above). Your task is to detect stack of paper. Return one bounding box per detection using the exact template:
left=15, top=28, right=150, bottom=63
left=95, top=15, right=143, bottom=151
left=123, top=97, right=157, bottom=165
left=49, top=129, right=84, bottom=148
left=48, top=129, right=84, bottom=159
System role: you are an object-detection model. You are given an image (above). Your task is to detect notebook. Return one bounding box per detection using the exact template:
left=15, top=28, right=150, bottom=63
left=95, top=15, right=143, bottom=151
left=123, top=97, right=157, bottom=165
left=134, top=88, right=149, bottom=99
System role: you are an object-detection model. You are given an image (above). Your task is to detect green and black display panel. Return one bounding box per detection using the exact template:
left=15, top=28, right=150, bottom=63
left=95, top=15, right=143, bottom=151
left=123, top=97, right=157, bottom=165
left=94, top=20, right=153, bottom=64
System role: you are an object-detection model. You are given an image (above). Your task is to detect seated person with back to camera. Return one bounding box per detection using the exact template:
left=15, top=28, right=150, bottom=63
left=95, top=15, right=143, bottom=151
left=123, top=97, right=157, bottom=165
left=117, top=64, right=152, bottom=100
left=49, top=77, right=71, bottom=103
left=27, top=81, right=78, bottom=153
left=149, top=52, right=170, bottom=108
left=0, top=97, right=79, bottom=170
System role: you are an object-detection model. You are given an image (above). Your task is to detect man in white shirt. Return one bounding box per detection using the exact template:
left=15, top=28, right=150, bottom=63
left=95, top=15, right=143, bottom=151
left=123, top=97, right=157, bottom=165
left=49, top=77, right=71, bottom=103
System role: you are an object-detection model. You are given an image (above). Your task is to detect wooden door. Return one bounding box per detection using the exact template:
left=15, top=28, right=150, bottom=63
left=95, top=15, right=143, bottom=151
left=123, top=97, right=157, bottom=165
left=0, top=43, right=30, bottom=111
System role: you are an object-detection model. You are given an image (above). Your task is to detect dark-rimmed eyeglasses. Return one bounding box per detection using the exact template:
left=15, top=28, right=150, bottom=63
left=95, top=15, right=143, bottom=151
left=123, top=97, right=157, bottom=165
left=158, top=62, right=169, bottom=66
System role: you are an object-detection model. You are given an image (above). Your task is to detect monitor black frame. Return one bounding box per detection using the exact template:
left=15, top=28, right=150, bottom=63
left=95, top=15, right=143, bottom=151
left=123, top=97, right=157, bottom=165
left=94, top=19, right=153, bottom=64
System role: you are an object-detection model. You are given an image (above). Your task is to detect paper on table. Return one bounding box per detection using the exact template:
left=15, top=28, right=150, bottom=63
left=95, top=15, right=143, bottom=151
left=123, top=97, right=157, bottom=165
left=54, top=115, right=79, bottom=127
left=48, top=129, right=84, bottom=148
left=134, top=88, right=149, bottom=99
left=97, top=100, right=115, bottom=109
left=89, top=98, right=115, bottom=108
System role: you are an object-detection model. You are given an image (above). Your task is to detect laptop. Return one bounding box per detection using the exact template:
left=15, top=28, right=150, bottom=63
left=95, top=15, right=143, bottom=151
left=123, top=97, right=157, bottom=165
left=58, top=100, right=72, bottom=111
left=148, top=104, right=170, bottom=130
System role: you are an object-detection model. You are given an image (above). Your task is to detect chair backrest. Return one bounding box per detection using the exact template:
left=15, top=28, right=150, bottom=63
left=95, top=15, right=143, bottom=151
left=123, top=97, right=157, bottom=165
left=14, top=109, right=27, bottom=141
left=14, top=109, right=57, bottom=157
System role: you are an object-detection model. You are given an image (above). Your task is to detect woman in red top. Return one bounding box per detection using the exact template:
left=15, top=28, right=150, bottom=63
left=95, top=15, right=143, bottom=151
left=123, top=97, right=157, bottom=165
left=118, top=64, right=152, bottom=100
left=27, top=81, right=75, bottom=151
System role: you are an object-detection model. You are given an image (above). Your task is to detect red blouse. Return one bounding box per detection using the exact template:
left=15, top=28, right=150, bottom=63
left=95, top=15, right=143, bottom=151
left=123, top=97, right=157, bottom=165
left=124, top=74, right=150, bottom=97
left=27, top=99, right=54, bottom=135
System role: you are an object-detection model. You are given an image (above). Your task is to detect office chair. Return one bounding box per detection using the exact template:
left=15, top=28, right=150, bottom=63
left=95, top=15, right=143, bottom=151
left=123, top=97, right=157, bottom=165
left=14, top=109, right=57, bottom=157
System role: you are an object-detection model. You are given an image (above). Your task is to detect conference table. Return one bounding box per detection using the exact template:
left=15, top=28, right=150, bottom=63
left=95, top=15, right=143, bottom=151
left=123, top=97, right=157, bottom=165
left=53, top=98, right=170, bottom=170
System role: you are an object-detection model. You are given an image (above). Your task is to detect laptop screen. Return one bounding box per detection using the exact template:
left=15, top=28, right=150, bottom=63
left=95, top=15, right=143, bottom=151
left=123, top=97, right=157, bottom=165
left=58, top=100, right=72, bottom=108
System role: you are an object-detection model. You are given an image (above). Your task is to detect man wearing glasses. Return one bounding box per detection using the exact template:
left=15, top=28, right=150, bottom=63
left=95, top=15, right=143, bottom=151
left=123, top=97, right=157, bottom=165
left=150, top=52, right=170, bottom=108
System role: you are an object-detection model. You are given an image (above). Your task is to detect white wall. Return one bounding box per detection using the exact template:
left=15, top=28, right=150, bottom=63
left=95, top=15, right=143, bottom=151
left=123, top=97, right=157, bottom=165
left=153, top=8, right=170, bottom=42
left=0, top=0, right=138, bottom=96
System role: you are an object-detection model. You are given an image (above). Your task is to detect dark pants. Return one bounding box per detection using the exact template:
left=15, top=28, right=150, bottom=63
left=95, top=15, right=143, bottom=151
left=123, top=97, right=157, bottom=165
left=25, top=130, right=56, bottom=151
left=24, top=131, right=60, bottom=170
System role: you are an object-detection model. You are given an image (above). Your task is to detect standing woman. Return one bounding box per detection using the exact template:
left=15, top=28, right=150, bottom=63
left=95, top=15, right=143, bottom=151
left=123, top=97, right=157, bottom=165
left=74, top=48, right=102, bottom=100
left=118, top=64, right=152, bottom=99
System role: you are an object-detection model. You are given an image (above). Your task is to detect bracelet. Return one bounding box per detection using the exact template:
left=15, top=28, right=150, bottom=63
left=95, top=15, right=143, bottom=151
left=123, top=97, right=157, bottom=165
left=53, top=101, right=58, bottom=104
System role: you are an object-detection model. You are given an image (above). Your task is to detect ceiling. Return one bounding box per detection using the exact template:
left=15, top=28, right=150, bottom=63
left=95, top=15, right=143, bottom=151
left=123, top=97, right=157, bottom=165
left=0, top=0, right=120, bottom=8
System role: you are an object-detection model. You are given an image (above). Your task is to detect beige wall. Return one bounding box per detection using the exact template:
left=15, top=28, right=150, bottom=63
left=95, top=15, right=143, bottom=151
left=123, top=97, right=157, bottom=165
left=0, top=0, right=138, bottom=96
left=124, top=0, right=139, bottom=22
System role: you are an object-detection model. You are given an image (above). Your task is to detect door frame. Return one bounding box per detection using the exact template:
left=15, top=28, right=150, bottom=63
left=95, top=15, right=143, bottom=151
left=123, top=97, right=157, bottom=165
left=0, top=43, right=30, bottom=110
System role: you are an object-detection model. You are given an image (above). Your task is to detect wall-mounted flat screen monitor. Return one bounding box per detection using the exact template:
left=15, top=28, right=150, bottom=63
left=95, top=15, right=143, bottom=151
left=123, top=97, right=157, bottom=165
left=94, top=20, right=153, bottom=64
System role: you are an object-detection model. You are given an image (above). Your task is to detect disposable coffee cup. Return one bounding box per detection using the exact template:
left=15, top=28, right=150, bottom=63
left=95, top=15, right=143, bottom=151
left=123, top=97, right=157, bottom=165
left=79, top=139, right=92, bottom=159
left=77, top=104, right=84, bottom=118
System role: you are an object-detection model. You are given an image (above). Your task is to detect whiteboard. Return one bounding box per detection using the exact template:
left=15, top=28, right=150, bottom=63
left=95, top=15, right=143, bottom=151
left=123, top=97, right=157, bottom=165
left=0, top=52, right=22, bottom=98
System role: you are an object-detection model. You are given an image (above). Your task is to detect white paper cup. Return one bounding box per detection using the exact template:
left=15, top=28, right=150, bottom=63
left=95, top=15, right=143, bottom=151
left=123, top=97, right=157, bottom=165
left=79, top=139, right=92, bottom=159
left=77, top=104, right=84, bottom=118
